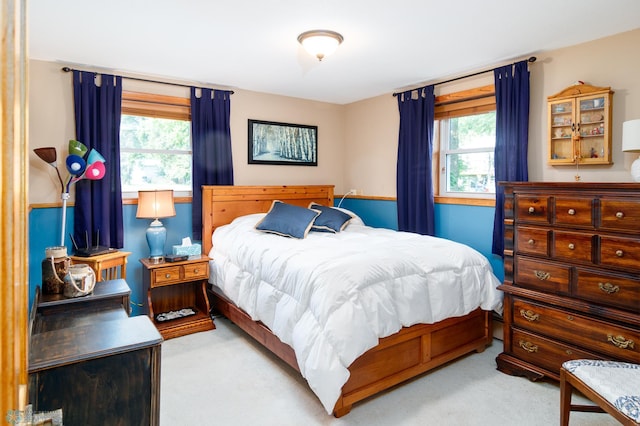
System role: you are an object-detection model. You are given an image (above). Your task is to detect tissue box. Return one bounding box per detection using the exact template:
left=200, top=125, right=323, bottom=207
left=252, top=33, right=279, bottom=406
left=172, top=243, right=202, bottom=256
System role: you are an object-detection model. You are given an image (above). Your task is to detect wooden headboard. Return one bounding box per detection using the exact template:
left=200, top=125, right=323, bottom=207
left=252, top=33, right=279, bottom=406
left=201, top=185, right=335, bottom=255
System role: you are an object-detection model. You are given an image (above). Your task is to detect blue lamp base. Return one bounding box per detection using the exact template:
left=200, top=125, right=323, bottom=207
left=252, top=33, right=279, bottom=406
left=146, top=219, right=167, bottom=262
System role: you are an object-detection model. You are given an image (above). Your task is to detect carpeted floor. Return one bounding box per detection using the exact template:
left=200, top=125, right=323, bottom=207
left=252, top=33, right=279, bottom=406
left=160, top=317, right=617, bottom=426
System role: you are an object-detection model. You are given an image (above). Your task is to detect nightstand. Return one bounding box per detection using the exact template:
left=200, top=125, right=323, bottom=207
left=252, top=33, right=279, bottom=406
left=140, top=255, right=215, bottom=339
left=71, top=250, right=131, bottom=282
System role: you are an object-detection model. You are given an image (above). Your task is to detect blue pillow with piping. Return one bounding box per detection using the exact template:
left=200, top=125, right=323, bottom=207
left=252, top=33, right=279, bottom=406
left=255, top=200, right=320, bottom=239
left=308, top=202, right=353, bottom=233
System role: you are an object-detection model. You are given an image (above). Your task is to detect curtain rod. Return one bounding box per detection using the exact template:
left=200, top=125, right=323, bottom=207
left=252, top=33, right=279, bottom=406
left=392, top=56, right=536, bottom=97
left=61, top=66, right=235, bottom=94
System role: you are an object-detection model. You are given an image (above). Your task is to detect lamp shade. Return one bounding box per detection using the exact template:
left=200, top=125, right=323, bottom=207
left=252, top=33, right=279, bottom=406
left=136, top=190, right=176, bottom=219
left=297, top=30, right=343, bottom=61
left=622, top=119, right=640, bottom=182
left=622, top=119, right=640, bottom=152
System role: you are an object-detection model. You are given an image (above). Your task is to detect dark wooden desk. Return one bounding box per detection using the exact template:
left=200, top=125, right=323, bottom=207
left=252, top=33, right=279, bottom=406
left=29, top=280, right=163, bottom=426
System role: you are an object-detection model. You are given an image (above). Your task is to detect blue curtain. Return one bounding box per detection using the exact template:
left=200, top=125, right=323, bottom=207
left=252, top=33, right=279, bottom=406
left=191, top=88, right=234, bottom=241
left=72, top=71, right=124, bottom=248
left=492, top=61, right=530, bottom=256
left=396, top=86, right=435, bottom=235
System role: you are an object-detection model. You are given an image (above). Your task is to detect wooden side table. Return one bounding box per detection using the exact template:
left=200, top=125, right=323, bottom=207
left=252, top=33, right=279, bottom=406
left=140, top=255, right=215, bottom=339
left=71, top=250, right=131, bottom=282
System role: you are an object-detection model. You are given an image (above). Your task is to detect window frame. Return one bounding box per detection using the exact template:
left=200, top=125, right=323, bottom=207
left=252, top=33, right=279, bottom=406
left=433, top=85, right=496, bottom=207
left=120, top=91, right=193, bottom=199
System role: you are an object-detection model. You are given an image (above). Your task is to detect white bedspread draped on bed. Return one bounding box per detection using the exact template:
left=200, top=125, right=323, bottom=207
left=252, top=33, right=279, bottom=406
left=209, top=213, right=503, bottom=414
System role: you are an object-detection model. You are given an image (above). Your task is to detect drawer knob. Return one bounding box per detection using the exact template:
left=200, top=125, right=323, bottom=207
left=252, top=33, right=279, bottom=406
left=528, top=239, right=535, bottom=245
left=616, top=211, right=624, bottom=219
left=567, top=208, right=576, bottom=215
left=165, top=273, right=171, bottom=278
left=615, top=249, right=624, bottom=257
left=534, top=270, right=551, bottom=281
left=607, top=334, right=635, bottom=350
left=518, top=340, right=538, bottom=353
left=528, top=207, right=535, bottom=214
left=568, top=243, right=575, bottom=250
left=567, top=315, right=574, bottom=321
left=194, top=269, right=199, bottom=273
left=598, top=282, right=620, bottom=294
left=565, top=350, right=573, bottom=355
left=520, top=309, right=539, bottom=322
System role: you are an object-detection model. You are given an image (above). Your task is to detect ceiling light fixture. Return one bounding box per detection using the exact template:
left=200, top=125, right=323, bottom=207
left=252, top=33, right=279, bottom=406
left=297, top=30, right=344, bottom=61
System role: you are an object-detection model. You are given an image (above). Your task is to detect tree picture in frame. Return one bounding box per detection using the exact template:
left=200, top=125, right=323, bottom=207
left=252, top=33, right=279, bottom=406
left=248, top=119, right=318, bottom=166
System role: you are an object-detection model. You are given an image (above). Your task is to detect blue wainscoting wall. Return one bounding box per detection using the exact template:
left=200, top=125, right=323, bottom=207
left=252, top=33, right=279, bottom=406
left=28, top=197, right=503, bottom=316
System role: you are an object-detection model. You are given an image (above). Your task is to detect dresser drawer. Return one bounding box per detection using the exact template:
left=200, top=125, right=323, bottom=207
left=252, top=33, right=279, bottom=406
left=513, top=298, right=640, bottom=362
left=554, top=197, right=593, bottom=227
left=600, top=198, right=640, bottom=232
left=515, top=195, right=549, bottom=223
left=515, top=256, right=570, bottom=294
left=183, top=262, right=209, bottom=280
left=575, top=268, right=640, bottom=312
left=511, top=328, right=603, bottom=375
left=553, top=231, right=594, bottom=263
left=600, top=235, right=640, bottom=271
left=516, top=227, right=549, bottom=256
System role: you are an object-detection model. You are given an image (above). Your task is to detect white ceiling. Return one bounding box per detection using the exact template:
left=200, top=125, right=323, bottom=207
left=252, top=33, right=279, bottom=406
left=29, top=0, right=640, bottom=105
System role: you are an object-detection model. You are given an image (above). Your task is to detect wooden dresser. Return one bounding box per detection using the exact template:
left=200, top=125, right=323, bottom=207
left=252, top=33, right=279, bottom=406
left=496, top=182, right=640, bottom=381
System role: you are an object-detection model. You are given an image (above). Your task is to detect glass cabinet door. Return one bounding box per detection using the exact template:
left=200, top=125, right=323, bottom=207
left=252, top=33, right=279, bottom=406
left=549, top=100, right=575, bottom=163
left=577, top=95, right=607, bottom=163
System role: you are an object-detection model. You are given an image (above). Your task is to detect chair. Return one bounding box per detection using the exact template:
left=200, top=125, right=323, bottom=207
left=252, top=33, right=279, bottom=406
left=560, top=359, right=640, bottom=426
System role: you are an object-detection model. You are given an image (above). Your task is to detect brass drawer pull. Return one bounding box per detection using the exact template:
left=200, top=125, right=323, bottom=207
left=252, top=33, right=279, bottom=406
left=616, top=211, right=624, bottom=219
left=528, top=207, right=535, bottom=214
left=520, top=309, right=539, bottom=322
left=615, top=249, right=624, bottom=257
left=567, top=315, right=574, bottom=321
left=599, top=282, right=620, bottom=294
left=194, top=268, right=199, bottom=273
left=534, top=270, right=551, bottom=281
left=528, top=239, right=535, bottom=245
left=568, top=243, right=575, bottom=250
left=519, top=340, right=538, bottom=353
left=165, top=273, right=171, bottom=279
left=607, top=334, right=635, bottom=350
left=565, top=350, right=573, bottom=355
left=567, top=208, right=576, bottom=215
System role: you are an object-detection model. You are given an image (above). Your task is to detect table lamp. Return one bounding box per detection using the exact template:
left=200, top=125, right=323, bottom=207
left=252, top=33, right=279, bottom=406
left=622, top=119, right=640, bottom=182
left=136, top=190, right=176, bottom=262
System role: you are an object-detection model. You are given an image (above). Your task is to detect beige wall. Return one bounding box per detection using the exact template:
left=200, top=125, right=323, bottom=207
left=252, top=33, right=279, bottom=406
left=29, top=60, right=346, bottom=204
left=343, top=28, right=640, bottom=197
left=29, top=28, right=640, bottom=203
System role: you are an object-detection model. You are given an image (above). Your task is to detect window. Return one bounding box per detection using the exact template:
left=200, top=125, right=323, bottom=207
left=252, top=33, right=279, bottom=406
left=434, top=85, right=496, bottom=200
left=119, top=92, right=192, bottom=196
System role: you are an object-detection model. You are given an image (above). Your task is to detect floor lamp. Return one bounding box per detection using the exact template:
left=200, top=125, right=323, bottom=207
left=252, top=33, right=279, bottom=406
left=34, top=140, right=106, bottom=247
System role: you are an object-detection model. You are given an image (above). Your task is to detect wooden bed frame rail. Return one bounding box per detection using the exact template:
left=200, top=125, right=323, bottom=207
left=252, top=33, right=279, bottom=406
left=202, top=185, right=493, bottom=417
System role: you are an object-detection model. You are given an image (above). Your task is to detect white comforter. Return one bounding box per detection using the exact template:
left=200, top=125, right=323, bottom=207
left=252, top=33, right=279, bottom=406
left=209, top=213, right=503, bottom=413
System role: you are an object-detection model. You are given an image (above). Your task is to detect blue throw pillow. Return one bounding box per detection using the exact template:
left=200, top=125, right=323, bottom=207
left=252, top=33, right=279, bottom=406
left=308, top=202, right=353, bottom=233
left=255, top=201, right=320, bottom=239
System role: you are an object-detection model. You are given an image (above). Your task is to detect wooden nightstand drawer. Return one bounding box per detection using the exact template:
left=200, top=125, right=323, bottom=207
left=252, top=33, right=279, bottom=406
left=600, top=235, right=640, bottom=271
left=183, top=262, right=208, bottom=280
left=516, top=227, right=549, bottom=256
left=513, top=298, right=640, bottom=362
left=515, top=195, right=549, bottom=223
left=553, top=231, right=594, bottom=263
left=515, top=256, right=570, bottom=294
left=575, top=268, right=640, bottom=312
left=153, top=266, right=182, bottom=286
left=600, top=199, right=640, bottom=232
left=554, top=197, right=593, bottom=227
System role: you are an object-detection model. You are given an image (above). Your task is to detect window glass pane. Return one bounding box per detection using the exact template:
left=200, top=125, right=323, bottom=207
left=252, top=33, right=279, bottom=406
left=448, top=111, right=496, bottom=150
left=446, top=152, right=495, bottom=193
left=120, top=114, right=192, bottom=193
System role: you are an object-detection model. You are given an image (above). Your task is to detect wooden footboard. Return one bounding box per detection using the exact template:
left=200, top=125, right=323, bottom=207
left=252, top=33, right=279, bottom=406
left=209, top=285, right=492, bottom=417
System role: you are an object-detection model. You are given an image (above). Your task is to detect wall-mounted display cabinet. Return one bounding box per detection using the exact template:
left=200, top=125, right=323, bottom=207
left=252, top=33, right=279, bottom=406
left=547, top=83, right=614, bottom=165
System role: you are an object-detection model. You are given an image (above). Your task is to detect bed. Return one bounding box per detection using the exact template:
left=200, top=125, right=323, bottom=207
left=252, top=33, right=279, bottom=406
left=202, top=185, right=502, bottom=417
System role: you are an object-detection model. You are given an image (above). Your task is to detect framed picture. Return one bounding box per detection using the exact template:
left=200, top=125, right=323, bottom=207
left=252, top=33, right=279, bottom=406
left=248, top=119, right=318, bottom=166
